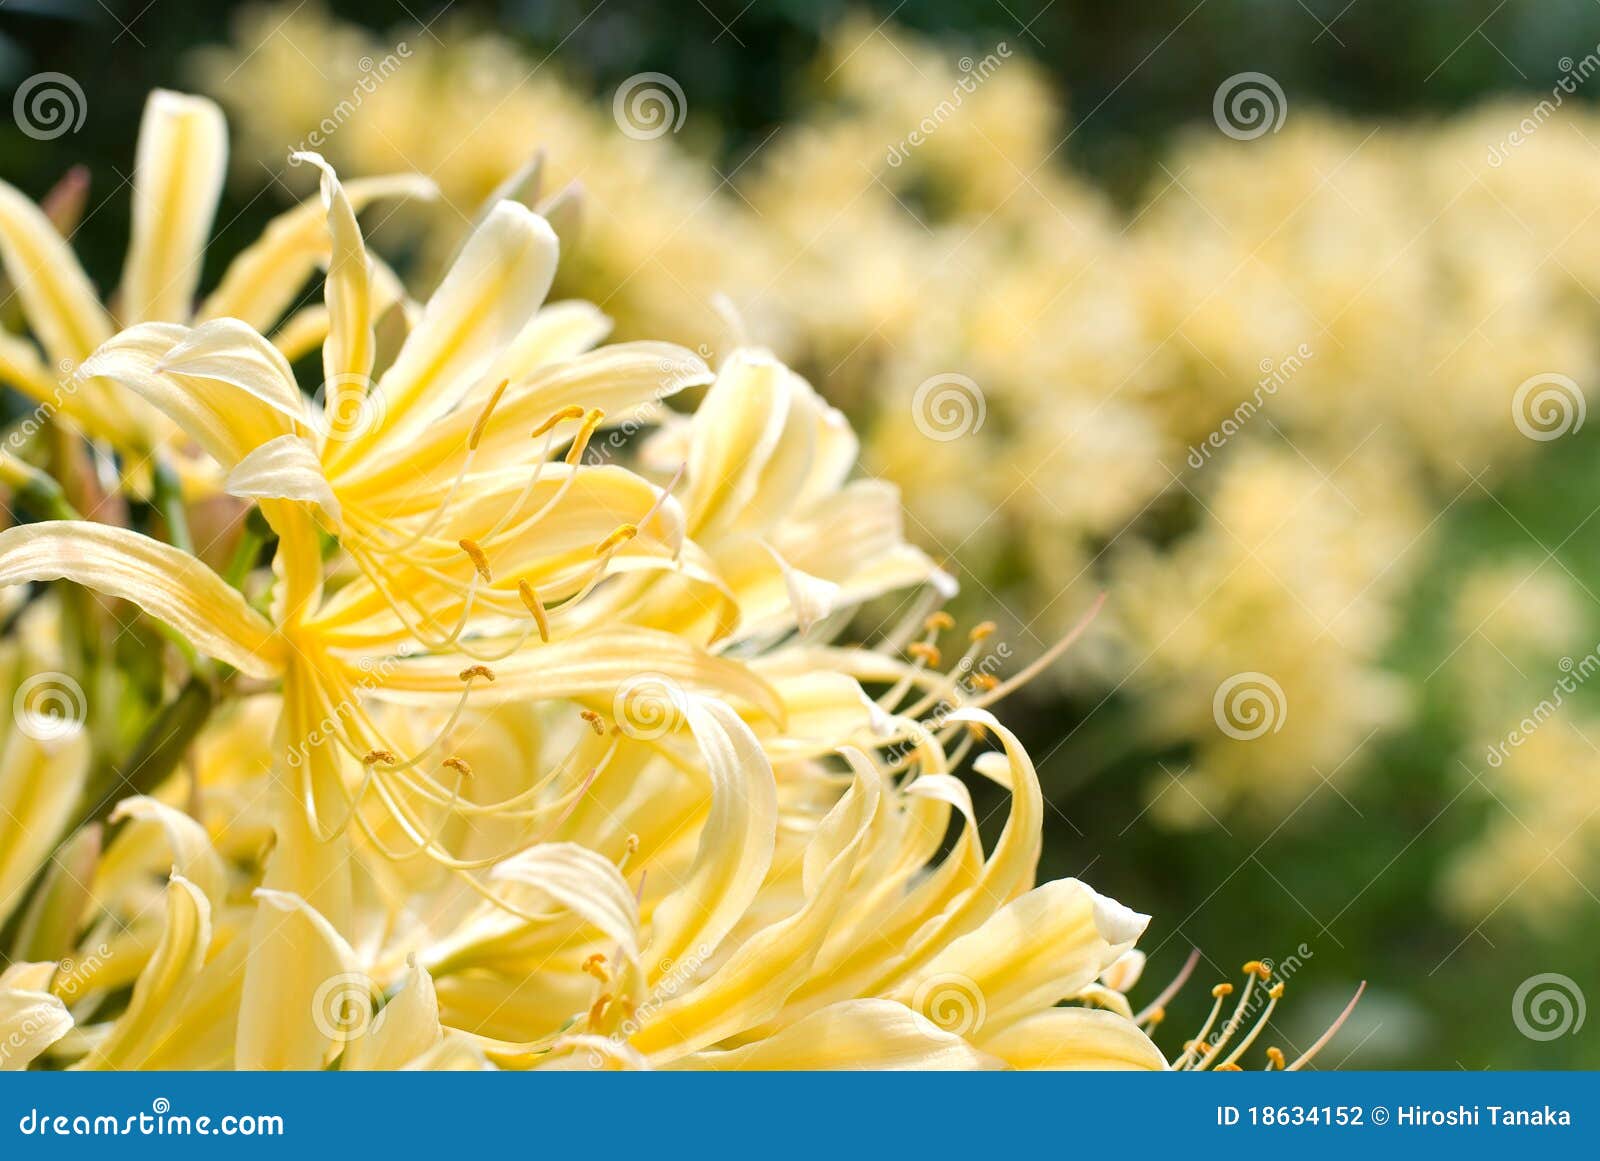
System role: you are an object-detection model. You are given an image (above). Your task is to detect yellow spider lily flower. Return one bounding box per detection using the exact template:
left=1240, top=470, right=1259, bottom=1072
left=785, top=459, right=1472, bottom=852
left=0, top=91, right=432, bottom=473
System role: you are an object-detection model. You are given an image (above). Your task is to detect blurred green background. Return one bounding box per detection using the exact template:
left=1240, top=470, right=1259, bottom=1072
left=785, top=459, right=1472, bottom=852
left=2, top=0, right=1597, bottom=1068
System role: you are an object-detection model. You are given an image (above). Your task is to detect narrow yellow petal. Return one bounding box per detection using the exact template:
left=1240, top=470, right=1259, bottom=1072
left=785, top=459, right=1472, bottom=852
left=119, top=91, right=228, bottom=324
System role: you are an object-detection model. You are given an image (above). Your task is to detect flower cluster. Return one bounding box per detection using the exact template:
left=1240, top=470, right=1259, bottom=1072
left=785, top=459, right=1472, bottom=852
left=195, top=8, right=1600, bottom=849
left=0, top=88, right=1350, bottom=1072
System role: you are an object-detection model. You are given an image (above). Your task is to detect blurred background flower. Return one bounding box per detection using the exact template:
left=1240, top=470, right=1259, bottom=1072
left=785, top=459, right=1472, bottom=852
left=3, top=0, right=1599, bottom=1066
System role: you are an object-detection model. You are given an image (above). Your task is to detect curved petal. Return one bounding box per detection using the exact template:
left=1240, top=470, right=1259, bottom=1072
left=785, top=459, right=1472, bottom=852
left=76, top=873, right=210, bottom=1070
left=978, top=1006, right=1168, bottom=1071
left=199, top=173, right=436, bottom=330
left=890, top=878, right=1149, bottom=1036
left=0, top=969, right=73, bottom=1071
left=644, top=697, right=777, bottom=977
left=236, top=888, right=365, bottom=1069
left=336, top=201, right=558, bottom=466
left=292, top=152, right=375, bottom=401
left=341, top=959, right=442, bottom=1071
left=680, top=999, right=1001, bottom=1071
left=0, top=522, right=284, bottom=677
left=0, top=180, right=113, bottom=367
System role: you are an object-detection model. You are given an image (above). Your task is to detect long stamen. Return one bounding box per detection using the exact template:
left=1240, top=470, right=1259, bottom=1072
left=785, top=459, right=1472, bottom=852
left=1285, top=981, right=1366, bottom=1071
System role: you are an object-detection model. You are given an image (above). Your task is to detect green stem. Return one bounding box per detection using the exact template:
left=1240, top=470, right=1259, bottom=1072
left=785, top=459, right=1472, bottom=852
left=77, top=674, right=217, bottom=831
left=2, top=675, right=218, bottom=959
left=151, top=458, right=191, bottom=553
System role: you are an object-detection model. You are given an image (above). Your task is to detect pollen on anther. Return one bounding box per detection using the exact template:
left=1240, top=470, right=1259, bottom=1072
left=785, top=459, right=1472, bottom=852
left=1268, top=981, right=1285, bottom=999
left=1265, top=1047, right=1286, bottom=1069
left=971, top=673, right=1000, bottom=692
left=468, top=379, right=510, bottom=450
left=1243, top=960, right=1270, bottom=980
left=459, top=664, right=496, bottom=683
left=579, top=709, right=606, bottom=736
left=924, top=611, right=955, bottom=633
left=1211, top=983, right=1234, bottom=998
left=582, top=953, right=611, bottom=983
left=969, top=620, right=997, bottom=642
left=908, top=642, right=941, bottom=667
left=517, top=579, right=551, bottom=642
left=459, top=538, right=493, bottom=582
left=532, top=405, right=586, bottom=439
left=443, top=756, right=473, bottom=778
left=363, top=749, right=398, bottom=766
left=595, top=524, right=637, bottom=555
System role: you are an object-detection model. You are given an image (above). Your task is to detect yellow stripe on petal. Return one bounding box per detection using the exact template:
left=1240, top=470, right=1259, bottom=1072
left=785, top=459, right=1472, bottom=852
left=119, top=91, right=227, bottom=325
left=0, top=522, right=283, bottom=677
left=334, top=201, right=558, bottom=465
